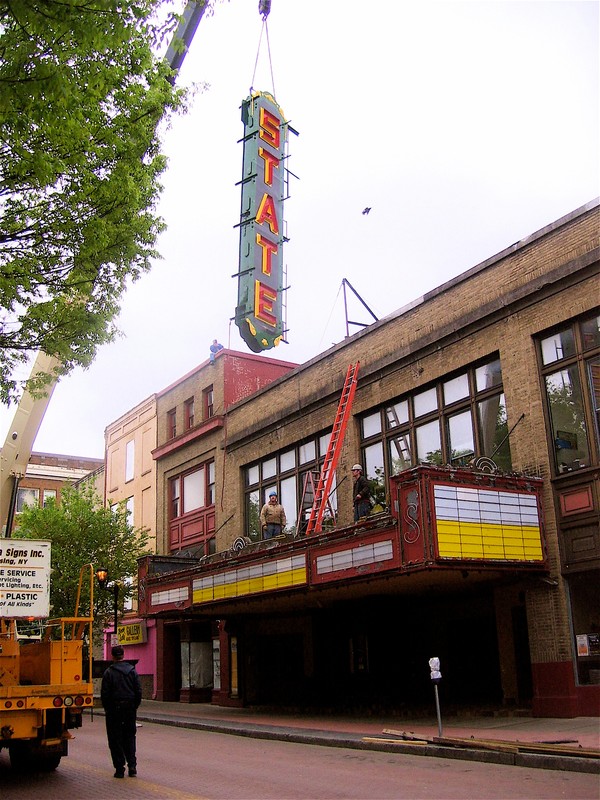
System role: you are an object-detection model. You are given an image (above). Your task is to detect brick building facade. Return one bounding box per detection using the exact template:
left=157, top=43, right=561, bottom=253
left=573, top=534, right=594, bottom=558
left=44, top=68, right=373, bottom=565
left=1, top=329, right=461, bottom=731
left=9, top=452, right=104, bottom=534
left=135, top=200, right=598, bottom=716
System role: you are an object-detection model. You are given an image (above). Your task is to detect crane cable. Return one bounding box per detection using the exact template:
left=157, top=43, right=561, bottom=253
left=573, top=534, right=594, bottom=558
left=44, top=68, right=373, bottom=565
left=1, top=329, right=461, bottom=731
left=250, top=0, right=276, bottom=99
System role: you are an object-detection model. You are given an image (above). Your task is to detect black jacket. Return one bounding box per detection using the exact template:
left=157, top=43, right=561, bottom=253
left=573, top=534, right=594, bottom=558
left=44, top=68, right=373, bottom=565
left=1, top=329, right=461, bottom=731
left=353, top=474, right=371, bottom=505
left=101, top=660, right=142, bottom=709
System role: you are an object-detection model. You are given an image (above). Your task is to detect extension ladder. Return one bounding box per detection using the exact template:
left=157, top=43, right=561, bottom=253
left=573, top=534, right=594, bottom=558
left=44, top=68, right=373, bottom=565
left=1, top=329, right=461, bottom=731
left=304, top=362, right=360, bottom=535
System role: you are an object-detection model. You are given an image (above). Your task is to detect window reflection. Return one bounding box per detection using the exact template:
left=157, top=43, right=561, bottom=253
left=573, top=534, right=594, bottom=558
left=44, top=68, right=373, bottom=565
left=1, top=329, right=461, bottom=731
left=447, top=410, right=474, bottom=464
left=385, top=401, right=408, bottom=427
left=414, top=387, right=437, bottom=417
left=475, top=359, right=502, bottom=391
left=541, top=328, right=576, bottom=366
left=416, top=419, right=441, bottom=464
left=546, top=367, right=590, bottom=471
left=362, top=412, right=382, bottom=437
left=247, top=490, right=260, bottom=540
left=581, top=316, right=600, bottom=351
left=389, top=432, right=412, bottom=474
left=477, top=392, right=511, bottom=470
left=299, top=440, right=316, bottom=464
left=587, top=357, right=600, bottom=446
left=262, top=458, right=276, bottom=479
left=443, top=374, right=469, bottom=405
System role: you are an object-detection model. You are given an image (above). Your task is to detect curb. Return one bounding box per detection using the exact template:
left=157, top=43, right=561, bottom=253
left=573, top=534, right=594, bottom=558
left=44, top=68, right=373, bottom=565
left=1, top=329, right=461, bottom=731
left=128, top=711, right=599, bottom=776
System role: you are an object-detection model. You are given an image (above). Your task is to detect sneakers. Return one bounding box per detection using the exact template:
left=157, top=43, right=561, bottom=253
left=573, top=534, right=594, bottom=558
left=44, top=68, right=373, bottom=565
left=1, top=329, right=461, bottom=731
left=129, top=768, right=137, bottom=777
left=114, top=770, right=125, bottom=779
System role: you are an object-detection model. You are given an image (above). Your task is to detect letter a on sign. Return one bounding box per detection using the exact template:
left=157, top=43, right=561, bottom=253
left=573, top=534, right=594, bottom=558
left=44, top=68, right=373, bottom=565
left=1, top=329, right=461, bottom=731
left=235, top=91, right=297, bottom=352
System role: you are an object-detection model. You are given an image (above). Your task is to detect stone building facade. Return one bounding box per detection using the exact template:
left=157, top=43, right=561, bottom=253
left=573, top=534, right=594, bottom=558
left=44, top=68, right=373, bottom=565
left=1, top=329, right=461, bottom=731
left=138, top=200, right=598, bottom=716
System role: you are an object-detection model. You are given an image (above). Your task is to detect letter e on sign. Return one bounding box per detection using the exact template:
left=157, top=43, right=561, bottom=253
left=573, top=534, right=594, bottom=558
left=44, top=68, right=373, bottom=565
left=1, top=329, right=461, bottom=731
left=255, top=281, right=277, bottom=326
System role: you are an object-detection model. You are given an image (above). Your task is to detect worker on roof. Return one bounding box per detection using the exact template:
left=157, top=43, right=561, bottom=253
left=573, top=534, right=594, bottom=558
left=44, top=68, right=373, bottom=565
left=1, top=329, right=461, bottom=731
left=351, top=464, right=371, bottom=521
left=260, top=490, right=286, bottom=539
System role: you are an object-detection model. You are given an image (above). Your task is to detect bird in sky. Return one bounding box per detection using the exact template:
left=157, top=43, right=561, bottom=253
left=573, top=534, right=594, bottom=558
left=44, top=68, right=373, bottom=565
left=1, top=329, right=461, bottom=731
left=362, top=207, right=371, bottom=215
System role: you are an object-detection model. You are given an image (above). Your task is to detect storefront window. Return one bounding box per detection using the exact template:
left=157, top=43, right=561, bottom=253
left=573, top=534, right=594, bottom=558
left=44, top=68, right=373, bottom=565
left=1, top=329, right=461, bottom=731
left=569, top=571, right=600, bottom=686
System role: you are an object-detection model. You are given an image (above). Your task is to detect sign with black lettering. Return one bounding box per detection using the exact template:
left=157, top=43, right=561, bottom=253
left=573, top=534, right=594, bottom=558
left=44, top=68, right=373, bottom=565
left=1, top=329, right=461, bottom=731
left=0, top=539, right=51, bottom=618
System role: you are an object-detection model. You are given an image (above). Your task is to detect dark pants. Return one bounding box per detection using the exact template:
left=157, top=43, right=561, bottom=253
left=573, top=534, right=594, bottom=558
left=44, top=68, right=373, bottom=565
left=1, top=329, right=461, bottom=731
left=264, top=523, right=282, bottom=539
left=354, top=501, right=371, bottom=521
left=105, top=702, right=137, bottom=773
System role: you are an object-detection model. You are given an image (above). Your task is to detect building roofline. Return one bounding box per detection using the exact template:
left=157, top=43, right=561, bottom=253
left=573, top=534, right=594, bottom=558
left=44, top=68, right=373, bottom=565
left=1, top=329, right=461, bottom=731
left=155, top=349, right=299, bottom=398
left=26, top=451, right=104, bottom=465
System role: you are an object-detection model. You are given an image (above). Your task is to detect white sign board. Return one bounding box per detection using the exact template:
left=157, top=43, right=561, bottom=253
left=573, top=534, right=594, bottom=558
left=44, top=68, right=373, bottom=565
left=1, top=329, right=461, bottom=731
left=0, top=539, right=51, bottom=618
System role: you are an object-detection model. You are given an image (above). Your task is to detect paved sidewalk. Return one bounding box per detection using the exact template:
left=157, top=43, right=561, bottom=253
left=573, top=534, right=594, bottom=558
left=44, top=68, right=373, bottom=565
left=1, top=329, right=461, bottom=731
left=95, top=700, right=600, bottom=774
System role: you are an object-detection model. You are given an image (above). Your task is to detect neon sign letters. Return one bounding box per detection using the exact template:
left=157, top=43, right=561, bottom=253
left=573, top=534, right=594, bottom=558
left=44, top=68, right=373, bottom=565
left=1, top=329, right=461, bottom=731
left=235, top=91, right=290, bottom=352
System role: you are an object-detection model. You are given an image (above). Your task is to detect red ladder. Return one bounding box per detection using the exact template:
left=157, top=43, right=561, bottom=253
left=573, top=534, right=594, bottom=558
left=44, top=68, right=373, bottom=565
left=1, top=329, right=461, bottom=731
left=305, top=362, right=360, bottom=535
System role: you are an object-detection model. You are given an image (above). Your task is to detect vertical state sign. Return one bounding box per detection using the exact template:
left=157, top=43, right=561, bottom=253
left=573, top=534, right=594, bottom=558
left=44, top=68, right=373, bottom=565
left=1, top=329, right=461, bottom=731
left=0, top=539, right=51, bottom=618
left=236, top=91, right=288, bottom=352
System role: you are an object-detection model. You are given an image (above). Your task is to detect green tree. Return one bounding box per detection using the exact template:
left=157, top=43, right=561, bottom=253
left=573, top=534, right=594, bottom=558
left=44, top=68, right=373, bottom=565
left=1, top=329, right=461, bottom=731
left=0, top=0, right=195, bottom=403
left=15, top=483, right=149, bottom=640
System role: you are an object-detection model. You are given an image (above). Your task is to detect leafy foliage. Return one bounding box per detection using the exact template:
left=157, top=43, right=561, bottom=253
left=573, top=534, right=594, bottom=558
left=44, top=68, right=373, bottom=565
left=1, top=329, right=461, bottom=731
left=0, top=0, right=189, bottom=403
left=15, top=483, right=149, bottom=640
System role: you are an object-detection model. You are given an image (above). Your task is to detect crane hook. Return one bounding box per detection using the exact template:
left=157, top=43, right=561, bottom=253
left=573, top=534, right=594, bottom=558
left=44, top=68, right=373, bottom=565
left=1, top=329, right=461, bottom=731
left=258, top=0, right=271, bottom=20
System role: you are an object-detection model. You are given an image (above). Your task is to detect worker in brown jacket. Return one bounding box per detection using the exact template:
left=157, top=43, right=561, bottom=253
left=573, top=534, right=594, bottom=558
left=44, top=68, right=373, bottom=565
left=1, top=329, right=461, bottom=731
left=260, top=491, right=287, bottom=539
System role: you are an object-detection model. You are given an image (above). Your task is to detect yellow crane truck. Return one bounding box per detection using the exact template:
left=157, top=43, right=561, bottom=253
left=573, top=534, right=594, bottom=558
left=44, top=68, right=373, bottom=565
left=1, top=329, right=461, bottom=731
left=0, top=549, right=94, bottom=771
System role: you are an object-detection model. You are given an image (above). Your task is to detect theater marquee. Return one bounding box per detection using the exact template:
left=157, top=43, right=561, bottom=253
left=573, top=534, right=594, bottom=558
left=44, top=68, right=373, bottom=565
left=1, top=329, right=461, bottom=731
left=235, top=91, right=295, bottom=352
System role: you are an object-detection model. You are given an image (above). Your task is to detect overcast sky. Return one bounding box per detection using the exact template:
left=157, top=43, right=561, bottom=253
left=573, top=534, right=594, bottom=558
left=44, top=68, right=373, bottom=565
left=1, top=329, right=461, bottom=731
left=1, top=0, right=598, bottom=459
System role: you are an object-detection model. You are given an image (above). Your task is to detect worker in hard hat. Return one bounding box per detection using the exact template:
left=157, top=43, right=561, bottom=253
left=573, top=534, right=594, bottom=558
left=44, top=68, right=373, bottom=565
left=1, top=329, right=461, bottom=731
left=351, top=464, right=371, bottom=521
left=260, top=490, right=287, bottom=539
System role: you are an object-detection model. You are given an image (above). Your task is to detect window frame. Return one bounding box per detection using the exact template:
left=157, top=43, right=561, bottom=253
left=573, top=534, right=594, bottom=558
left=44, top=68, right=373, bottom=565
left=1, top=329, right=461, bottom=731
left=244, top=431, right=334, bottom=540
left=169, top=461, right=216, bottom=522
left=538, top=310, right=600, bottom=475
left=203, top=385, right=214, bottom=419
left=184, top=397, right=195, bottom=430
left=359, top=356, right=511, bottom=490
left=167, top=408, right=177, bottom=440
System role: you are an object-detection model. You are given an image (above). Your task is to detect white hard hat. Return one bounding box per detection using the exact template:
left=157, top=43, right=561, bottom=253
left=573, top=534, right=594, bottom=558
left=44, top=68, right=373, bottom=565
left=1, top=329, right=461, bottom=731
left=352, top=464, right=362, bottom=471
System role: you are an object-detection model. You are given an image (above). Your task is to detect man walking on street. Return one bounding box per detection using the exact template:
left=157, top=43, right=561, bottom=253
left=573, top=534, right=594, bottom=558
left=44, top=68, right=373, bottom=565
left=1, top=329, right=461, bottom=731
left=101, top=644, right=142, bottom=778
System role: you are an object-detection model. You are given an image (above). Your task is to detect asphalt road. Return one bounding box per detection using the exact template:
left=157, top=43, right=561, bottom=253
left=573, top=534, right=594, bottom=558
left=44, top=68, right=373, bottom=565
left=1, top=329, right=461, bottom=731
left=1, top=718, right=597, bottom=800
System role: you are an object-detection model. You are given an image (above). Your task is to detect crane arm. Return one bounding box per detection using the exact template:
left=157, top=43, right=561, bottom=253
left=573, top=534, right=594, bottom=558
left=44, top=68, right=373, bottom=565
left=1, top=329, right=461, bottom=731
left=165, top=0, right=209, bottom=77
left=0, top=353, right=60, bottom=536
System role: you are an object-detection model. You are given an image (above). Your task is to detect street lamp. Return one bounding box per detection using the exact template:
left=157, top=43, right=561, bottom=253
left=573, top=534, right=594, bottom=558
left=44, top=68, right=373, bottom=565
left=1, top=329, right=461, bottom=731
left=95, top=567, right=119, bottom=638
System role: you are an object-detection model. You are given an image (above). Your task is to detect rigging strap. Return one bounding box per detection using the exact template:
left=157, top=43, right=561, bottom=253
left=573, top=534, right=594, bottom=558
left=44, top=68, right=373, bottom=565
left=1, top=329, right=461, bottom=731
left=250, top=3, right=276, bottom=98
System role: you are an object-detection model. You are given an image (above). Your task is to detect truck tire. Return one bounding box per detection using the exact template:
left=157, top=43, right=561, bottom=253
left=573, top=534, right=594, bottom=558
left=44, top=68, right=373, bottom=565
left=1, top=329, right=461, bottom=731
left=9, top=743, right=61, bottom=771
left=38, top=753, right=62, bottom=771
left=9, top=742, right=33, bottom=771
